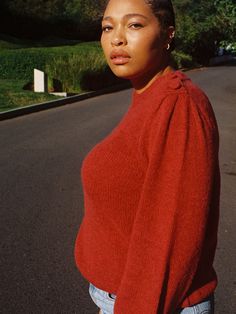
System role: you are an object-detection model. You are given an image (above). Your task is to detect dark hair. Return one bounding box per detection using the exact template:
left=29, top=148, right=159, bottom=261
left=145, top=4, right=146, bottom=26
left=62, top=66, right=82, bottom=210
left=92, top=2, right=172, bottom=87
left=145, top=0, right=176, bottom=51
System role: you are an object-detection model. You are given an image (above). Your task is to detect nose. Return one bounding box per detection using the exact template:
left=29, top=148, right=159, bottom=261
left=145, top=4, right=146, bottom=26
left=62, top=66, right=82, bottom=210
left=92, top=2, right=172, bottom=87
left=111, top=38, right=124, bottom=46
left=111, top=28, right=127, bottom=46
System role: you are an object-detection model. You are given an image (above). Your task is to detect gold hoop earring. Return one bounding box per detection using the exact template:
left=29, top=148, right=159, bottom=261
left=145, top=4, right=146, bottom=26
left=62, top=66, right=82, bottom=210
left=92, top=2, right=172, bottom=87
left=166, top=44, right=170, bottom=51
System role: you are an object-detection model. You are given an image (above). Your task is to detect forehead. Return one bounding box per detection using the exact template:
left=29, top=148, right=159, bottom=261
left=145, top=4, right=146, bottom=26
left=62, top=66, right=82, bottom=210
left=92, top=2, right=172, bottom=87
left=104, top=0, right=153, bottom=18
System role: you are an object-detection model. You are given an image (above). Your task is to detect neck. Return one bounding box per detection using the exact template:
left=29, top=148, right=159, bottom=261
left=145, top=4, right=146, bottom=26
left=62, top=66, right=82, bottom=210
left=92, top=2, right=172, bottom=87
left=131, top=62, right=174, bottom=94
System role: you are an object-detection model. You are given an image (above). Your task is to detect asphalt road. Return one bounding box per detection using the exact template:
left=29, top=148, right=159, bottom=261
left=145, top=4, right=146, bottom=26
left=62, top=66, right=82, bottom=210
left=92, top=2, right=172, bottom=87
left=0, top=65, right=235, bottom=314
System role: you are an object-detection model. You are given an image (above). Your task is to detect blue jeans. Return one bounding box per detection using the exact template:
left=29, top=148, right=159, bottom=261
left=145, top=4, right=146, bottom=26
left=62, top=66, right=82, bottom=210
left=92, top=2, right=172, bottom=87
left=89, top=283, right=214, bottom=314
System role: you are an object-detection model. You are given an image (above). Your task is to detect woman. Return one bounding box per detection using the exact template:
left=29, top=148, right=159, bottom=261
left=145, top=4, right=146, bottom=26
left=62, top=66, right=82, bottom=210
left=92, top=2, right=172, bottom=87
left=74, top=0, right=220, bottom=313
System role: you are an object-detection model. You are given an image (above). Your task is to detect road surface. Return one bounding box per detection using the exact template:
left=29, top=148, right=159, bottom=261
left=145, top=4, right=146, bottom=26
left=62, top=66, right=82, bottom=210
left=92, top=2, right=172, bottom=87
left=0, top=65, right=235, bottom=313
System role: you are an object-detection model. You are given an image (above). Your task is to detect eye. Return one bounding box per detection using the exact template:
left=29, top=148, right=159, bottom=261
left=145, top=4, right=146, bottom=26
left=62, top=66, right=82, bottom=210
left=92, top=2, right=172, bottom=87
left=129, top=23, right=143, bottom=30
left=102, top=25, right=113, bottom=32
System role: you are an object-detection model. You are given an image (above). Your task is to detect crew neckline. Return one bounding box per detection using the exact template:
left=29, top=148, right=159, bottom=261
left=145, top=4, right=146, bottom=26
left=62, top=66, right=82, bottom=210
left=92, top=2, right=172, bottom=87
left=133, top=70, right=179, bottom=98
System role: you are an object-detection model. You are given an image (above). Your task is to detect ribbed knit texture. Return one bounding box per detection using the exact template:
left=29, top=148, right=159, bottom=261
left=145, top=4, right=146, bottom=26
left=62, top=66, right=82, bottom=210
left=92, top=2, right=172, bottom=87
left=74, top=71, right=220, bottom=314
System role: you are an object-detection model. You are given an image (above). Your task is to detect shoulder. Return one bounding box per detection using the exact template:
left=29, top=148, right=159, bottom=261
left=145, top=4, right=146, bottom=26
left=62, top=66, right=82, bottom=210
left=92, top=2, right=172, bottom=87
left=137, top=72, right=219, bottom=159
left=132, top=70, right=218, bottom=133
left=138, top=71, right=219, bottom=146
left=154, top=70, right=210, bottom=108
left=148, top=71, right=217, bottom=129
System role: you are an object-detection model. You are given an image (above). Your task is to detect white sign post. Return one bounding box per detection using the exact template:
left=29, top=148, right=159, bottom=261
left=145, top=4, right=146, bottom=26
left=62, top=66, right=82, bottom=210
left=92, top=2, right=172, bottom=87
left=34, top=69, right=48, bottom=92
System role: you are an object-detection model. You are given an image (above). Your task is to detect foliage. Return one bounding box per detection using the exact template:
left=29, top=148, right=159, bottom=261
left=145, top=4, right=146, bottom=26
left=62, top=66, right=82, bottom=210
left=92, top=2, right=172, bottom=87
left=214, top=0, right=236, bottom=42
left=64, top=0, right=104, bottom=39
left=171, top=51, right=194, bottom=69
left=0, top=49, right=54, bottom=80
left=45, top=51, right=112, bottom=92
left=64, top=0, right=103, bottom=23
left=1, top=0, right=104, bottom=40
left=173, top=0, right=236, bottom=63
left=0, top=39, right=123, bottom=93
left=221, top=41, right=236, bottom=54
left=3, top=0, right=65, bottom=22
left=0, top=42, right=102, bottom=81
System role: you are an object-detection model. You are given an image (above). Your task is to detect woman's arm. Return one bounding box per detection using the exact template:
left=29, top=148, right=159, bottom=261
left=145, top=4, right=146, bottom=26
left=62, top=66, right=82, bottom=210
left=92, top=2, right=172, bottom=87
left=114, top=92, right=219, bottom=314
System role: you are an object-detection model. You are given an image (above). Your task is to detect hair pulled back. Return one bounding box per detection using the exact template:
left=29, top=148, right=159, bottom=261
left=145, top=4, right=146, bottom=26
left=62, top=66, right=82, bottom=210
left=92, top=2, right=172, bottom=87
left=145, top=0, right=175, bottom=51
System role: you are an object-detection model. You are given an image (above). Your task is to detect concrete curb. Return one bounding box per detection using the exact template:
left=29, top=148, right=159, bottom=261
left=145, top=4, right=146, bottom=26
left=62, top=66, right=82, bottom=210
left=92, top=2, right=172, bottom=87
left=0, top=82, right=131, bottom=121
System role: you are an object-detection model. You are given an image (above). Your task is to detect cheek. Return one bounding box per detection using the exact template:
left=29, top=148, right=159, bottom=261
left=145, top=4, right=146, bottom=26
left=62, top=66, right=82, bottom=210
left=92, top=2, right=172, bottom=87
left=128, top=31, right=163, bottom=58
left=146, top=31, right=164, bottom=52
left=130, top=44, right=161, bottom=72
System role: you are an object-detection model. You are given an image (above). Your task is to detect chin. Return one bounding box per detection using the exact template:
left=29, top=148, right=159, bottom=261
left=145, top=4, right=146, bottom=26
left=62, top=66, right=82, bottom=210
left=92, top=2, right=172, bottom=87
left=109, top=66, right=138, bottom=80
left=113, top=73, right=132, bottom=80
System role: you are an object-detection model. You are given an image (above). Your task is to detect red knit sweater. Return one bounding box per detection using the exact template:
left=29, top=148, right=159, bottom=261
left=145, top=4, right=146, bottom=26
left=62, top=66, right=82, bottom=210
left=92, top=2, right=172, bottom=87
left=74, top=71, right=220, bottom=313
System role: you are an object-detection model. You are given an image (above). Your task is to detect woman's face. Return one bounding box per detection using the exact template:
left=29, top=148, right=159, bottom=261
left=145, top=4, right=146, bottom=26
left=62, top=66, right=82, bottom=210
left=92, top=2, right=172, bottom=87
left=101, top=0, right=170, bottom=85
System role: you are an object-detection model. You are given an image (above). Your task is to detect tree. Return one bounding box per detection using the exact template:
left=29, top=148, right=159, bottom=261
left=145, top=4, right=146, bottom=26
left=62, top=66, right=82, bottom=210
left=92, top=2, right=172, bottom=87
left=64, top=0, right=104, bottom=39
left=4, top=0, right=65, bottom=22
left=173, top=0, right=236, bottom=64
left=214, top=0, right=236, bottom=42
left=2, top=0, right=105, bottom=40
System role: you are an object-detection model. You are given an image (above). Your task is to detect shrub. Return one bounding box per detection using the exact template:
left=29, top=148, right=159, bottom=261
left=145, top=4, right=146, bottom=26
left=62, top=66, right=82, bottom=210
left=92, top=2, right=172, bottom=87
left=0, top=42, right=102, bottom=82
left=45, top=51, right=105, bottom=92
left=171, top=51, right=194, bottom=69
left=0, top=49, right=54, bottom=80
left=45, top=51, right=124, bottom=92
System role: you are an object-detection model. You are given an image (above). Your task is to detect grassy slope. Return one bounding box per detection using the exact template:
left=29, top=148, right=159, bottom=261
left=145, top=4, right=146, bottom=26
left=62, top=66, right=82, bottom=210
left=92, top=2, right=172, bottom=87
left=0, top=79, right=62, bottom=112
left=0, top=34, right=100, bottom=52
left=0, top=35, right=103, bottom=112
left=0, top=34, right=83, bottom=49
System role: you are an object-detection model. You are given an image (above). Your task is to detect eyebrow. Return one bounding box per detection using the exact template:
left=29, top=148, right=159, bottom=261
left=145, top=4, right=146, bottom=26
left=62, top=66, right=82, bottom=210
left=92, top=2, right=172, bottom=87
left=102, top=13, right=148, bottom=22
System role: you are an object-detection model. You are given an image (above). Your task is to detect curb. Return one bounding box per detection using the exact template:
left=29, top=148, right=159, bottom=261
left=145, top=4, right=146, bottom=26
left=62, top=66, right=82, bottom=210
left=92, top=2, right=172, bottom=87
left=0, top=82, right=131, bottom=121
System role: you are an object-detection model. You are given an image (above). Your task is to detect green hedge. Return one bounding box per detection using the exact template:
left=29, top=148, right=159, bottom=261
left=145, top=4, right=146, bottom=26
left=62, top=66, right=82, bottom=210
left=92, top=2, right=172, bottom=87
left=45, top=52, right=124, bottom=92
left=171, top=51, right=194, bottom=69
left=0, top=42, right=102, bottom=81
left=0, top=49, right=54, bottom=80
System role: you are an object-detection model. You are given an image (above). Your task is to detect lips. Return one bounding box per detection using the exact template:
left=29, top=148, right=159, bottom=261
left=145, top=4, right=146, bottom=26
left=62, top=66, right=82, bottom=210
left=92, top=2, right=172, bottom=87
left=110, top=50, right=131, bottom=65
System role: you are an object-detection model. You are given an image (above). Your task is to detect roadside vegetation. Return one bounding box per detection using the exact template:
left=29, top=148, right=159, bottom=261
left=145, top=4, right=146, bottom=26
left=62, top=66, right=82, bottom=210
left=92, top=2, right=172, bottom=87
left=0, top=40, right=108, bottom=88
left=0, top=36, right=194, bottom=112
left=0, top=39, right=121, bottom=112
left=0, top=79, right=62, bottom=112
left=0, top=0, right=235, bottom=112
